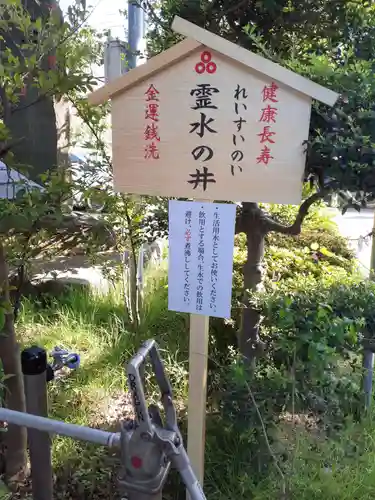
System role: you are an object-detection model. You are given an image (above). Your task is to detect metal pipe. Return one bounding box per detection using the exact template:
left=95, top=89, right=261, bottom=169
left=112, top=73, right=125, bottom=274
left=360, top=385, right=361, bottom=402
left=128, top=492, right=162, bottom=500
left=22, top=346, right=53, bottom=500
left=0, top=408, right=121, bottom=448
left=172, top=447, right=207, bottom=500
left=128, top=0, right=145, bottom=69
left=363, top=349, right=374, bottom=410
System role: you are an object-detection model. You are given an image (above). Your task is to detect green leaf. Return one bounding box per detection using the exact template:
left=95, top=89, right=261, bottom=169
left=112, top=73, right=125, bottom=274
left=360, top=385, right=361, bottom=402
left=319, top=246, right=334, bottom=257
left=34, top=17, right=42, bottom=32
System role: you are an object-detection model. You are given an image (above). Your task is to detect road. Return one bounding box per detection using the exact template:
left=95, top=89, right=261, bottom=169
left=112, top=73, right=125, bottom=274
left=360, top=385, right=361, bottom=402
left=332, top=208, right=374, bottom=276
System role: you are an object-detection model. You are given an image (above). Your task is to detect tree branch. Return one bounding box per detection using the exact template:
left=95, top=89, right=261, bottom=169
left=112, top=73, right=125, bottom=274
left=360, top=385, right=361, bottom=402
left=68, top=93, right=112, bottom=169
left=135, top=0, right=170, bottom=32
left=0, top=138, right=25, bottom=160
left=223, top=0, right=251, bottom=16
left=0, top=212, right=115, bottom=245
left=262, top=191, right=326, bottom=235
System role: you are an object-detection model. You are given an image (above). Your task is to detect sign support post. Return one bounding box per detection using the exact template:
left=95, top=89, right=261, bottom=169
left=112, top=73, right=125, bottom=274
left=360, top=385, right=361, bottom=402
left=168, top=198, right=236, bottom=497
left=187, top=309, right=210, bottom=490
left=186, top=198, right=210, bottom=494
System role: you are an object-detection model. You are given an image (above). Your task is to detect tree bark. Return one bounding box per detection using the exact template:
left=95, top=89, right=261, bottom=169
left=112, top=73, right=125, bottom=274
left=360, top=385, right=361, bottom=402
left=236, top=192, right=326, bottom=364
left=129, top=254, right=139, bottom=329
left=0, top=243, right=27, bottom=482
left=237, top=202, right=267, bottom=362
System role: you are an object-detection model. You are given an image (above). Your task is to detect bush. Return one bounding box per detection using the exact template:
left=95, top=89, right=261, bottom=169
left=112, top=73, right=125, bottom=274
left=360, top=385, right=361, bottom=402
left=205, top=204, right=375, bottom=498
left=18, top=203, right=373, bottom=500
left=255, top=274, right=375, bottom=421
left=213, top=204, right=357, bottom=369
left=206, top=412, right=375, bottom=499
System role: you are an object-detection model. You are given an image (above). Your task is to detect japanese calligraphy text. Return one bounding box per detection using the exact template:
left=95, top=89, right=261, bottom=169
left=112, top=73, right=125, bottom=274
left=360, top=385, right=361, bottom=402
left=144, top=84, right=160, bottom=160
left=188, top=83, right=220, bottom=191
left=230, top=84, right=248, bottom=176
left=256, top=81, right=279, bottom=165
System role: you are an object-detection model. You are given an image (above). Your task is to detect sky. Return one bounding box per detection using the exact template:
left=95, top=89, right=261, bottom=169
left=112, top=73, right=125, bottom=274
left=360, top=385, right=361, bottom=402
left=58, top=0, right=147, bottom=80
left=57, top=0, right=146, bottom=152
left=58, top=0, right=127, bottom=39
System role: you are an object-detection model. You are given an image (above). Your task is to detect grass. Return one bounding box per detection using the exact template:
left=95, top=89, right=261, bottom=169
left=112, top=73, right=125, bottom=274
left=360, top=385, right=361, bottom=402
left=17, top=267, right=189, bottom=499
left=250, top=418, right=375, bottom=500
left=14, top=263, right=375, bottom=500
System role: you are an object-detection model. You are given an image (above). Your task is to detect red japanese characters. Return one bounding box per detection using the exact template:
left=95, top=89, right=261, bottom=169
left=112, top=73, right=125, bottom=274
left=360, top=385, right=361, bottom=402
left=144, top=84, right=160, bottom=160
left=256, top=81, right=279, bottom=166
left=195, top=51, right=217, bottom=75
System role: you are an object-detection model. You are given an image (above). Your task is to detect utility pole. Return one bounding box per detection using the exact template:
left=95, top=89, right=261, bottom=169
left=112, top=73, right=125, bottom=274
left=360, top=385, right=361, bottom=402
left=104, top=1, right=145, bottom=81
left=127, top=0, right=146, bottom=70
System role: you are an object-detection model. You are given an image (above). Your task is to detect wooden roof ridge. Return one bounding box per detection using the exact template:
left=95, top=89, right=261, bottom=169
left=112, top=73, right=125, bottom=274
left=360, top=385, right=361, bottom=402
left=172, top=16, right=338, bottom=107
left=88, top=16, right=339, bottom=108
left=88, top=38, right=202, bottom=105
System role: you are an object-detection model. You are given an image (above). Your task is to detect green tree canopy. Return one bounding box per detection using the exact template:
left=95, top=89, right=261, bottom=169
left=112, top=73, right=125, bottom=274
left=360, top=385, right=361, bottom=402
left=146, top=0, right=375, bottom=208
left=141, top=0, right=375, bottom=360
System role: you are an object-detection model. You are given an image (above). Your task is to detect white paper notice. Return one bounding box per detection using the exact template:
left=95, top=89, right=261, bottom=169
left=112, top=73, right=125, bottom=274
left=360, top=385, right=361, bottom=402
left=168, top=200, right=236, bottom=319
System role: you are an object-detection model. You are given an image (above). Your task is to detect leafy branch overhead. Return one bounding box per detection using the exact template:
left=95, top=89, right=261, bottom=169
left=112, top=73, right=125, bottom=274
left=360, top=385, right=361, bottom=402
left=0, top=0, right=101, bottom=99
left=0, top=0, right=123, bottom=482
left=0, top=0, right=122, bottom=279
left=144, top=0, right=375, bottom=215
left=0, top=0, right=102, bottom=156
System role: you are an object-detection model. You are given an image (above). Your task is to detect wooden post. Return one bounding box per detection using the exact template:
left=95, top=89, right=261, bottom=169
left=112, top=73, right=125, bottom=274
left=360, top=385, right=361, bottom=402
left=22, top=346, right=53, bottom=500
left=187, top=313, right=209, bottom=489
left=187, top=197, right=210, bottom=497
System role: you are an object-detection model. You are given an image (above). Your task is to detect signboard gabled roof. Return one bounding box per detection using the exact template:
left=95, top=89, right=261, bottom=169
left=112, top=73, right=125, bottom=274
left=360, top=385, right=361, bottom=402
left=88, top=16, right=339, bottom=108
left=88, top=38, right=201, bottom=105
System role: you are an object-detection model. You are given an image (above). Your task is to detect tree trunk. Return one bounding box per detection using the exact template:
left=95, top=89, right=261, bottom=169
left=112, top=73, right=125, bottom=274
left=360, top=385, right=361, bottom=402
left=129, top=252, right=139, bottom=329
left=2, top=0, right=59, bottom=181
left=236, top=193, right=324, bottom=363
left=238, top=202, right=266, bottom=363
left=0, top=243, right=27, bottom=482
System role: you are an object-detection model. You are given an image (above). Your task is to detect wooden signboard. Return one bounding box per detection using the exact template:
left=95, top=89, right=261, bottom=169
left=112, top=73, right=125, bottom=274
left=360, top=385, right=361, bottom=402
left=110, top=54, right=312, bottom=204
left=89, top=18, right=337, bottom=206
left=87, top=15, right=339, bottom=493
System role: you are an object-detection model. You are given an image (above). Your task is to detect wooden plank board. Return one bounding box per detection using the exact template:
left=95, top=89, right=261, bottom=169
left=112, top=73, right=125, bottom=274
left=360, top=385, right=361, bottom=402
left=171, top=16, right=339, bottom=106
left=187, top=313, right=210, bottom=495
left=110, top=49, right=312, bottom=204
